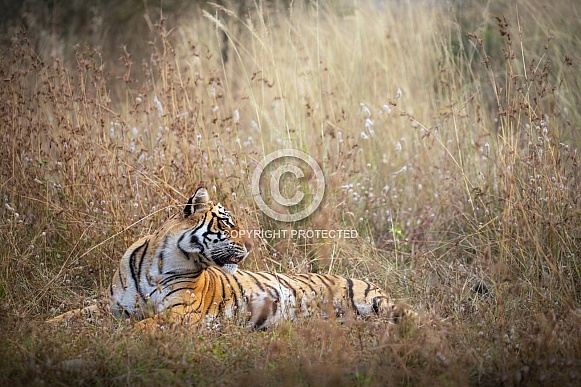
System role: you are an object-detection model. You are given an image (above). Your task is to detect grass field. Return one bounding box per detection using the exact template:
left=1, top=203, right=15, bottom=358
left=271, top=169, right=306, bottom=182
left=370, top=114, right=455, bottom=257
left=1, top=0, right=580, bottom=385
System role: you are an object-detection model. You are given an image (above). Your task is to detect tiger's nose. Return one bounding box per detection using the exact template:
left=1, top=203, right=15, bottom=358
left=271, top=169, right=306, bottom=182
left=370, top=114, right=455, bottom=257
left=244, top=240, right=253, bottom=252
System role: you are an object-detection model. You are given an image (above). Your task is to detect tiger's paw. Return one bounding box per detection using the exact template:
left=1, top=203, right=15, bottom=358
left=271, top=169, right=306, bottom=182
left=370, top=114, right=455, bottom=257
left=134, top=310, right=202, bottom=332
left=46, top=303, right=106, bottom=326
left=134, top=317, right=160, bottom=332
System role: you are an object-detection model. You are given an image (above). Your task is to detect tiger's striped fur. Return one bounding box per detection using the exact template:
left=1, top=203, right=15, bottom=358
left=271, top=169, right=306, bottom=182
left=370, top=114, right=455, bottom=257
left=49, top=188, right=415, bottom=330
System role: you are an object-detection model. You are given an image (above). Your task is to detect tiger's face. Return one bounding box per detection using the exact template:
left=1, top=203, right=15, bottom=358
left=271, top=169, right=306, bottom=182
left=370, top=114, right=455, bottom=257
left=175, top=187, right=252, bottom=274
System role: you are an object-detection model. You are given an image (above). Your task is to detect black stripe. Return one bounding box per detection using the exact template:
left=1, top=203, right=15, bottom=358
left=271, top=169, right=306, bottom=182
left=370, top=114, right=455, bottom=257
left=244, top=272, right=266, bottom=292
left=164, top=286, right=200, bottom=300
left=207, top=269, right=224, bottom=315
left=291, top=274, right=318, bottom=294
left=162, top=302, right=203, bottom=317
left=200, top=213, right=215, bottom=247
left=252, top=273, right=283, bottom=297
left=268, top=287, right=281, bottom=305
left=159, top=271, right=203, bottom=287
left=218, top=271, right=228, bottom=315
left=223, top=275, right=238, bottom=315
left=167, top=302, right=188, bottom=309
left=346, top=279, right=358, bottom=313
left=118, top=270, right=126, bottom=289
left=150, top=273, right=203, bottom=298
left=256, top=272, right=275, bottom=281
left=178, top=216, right=208, bottom=258
left=158, top=279, right=196, bottom=291
left=271, top=297, right=278, bottom=318
left=184, top=195, right=194, bottom=217
left=129, top=240, right=148, bottom=299
left=162, top=279, right=197, bottom=286
left=312, top=273, right=334, bottom=292
left=372, top=296, right=383, bottom=314
left=363, top=282, right=371, bottom=297
left=223, top=274, right=240, bottom=315
left=325, top=275, right=337, bottom=286
left=136, top=241, right=149, bottom=300
left=178, top=233, right=198, bottom=259
left=232, top=272, right=248, bottom=301
left=273, top=274, right=297, bottom=299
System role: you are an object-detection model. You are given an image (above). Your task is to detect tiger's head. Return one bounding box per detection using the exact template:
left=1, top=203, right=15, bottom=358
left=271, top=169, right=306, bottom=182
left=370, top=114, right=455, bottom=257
left=174, top=187, right=252, bottom=275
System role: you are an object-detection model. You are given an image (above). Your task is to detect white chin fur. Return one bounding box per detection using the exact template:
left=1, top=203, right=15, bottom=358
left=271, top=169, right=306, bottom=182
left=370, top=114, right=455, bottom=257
left=221, top=263, right=238, bottom=275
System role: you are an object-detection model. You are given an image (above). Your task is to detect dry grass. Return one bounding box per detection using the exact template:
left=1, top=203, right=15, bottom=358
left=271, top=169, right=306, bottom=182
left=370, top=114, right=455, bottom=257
left=1, top=0, right=580, bottom=385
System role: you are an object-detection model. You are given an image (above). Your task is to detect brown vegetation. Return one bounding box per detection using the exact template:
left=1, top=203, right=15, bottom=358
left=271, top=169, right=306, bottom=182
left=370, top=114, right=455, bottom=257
left=0, top=0, right=579, bottom=385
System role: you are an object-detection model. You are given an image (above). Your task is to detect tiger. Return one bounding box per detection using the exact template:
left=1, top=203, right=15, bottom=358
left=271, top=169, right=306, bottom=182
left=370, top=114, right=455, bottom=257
left=48, top=187, right=416, bottom=330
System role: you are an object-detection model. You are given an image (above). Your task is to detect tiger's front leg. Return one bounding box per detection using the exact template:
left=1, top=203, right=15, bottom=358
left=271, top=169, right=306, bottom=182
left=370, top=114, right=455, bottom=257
left=134, top=304, right=204, bottom=331
left=133, top=281, right=234, bottom=331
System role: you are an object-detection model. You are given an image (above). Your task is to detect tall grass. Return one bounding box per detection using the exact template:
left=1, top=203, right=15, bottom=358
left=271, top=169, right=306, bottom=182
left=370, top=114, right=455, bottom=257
left=1, top=0, right=579, bottom=385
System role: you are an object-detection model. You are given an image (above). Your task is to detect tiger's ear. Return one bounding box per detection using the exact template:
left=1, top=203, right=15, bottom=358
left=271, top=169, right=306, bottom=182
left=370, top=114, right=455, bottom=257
left=184, top=187, right=211, bottom=218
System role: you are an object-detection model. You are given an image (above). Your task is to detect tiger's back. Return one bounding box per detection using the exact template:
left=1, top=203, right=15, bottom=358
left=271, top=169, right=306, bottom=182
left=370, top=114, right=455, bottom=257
left=151, top=268, right=406, bottom=330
